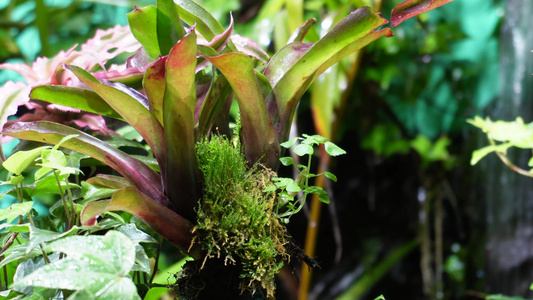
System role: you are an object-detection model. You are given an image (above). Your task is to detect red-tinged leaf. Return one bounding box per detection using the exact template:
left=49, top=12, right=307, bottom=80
left=231, top=35, right=270, bottom=63
left=175, top=0, right=237, bottom=52
left=269, top=6, right=392, bottom=143
left=3, top=121, right=168, bottom=207
left=163, top=30, right=202, bottom=221
left=197, top=74, right=233, bottom=137
left=30, top=85, right=123, bottom=120
left=143, top=56, right=167, bottom=125
left=202, top=13, right=234, bottom=52
left=202, top=52, right=280, bottom=168
left=288, top=18, right=317, bottom=44
left=80, top=187, right=199, bottom=258
left=93, top=68, right=144, bottom=88
left=127, top=5, right=160, bottom=60
left=65, top=65, right=165, bottom=164
left=391, top=0, right=454, bottom=27
left=86, top=174, right=133, bottom=189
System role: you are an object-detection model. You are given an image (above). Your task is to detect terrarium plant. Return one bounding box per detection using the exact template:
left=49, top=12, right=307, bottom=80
left=0, top=0, right=453, bottom=298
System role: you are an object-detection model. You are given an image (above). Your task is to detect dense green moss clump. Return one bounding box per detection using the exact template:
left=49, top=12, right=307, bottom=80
left=186, top=134, right=290, bottom=298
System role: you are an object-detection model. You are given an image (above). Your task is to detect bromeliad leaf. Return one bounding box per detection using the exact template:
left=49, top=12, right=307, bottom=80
left=80, top=187, right=198, bottom=258
left=3, top=121, right=168, bottom=206
left=391, top=0, right=455, bottom=27
left=163, top=29, right=202, bottom=221
left=65, top=65, right=165, bottom=164
left=128, top=5, right=160, bottom=60
left=30, top=86, right=123, bottom=120
left=267, top=6, right=393, bottom=143
left=202, top=52, right=280, bottom=168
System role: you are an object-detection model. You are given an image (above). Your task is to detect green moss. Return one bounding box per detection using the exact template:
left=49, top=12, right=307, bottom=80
left=191, top=134, right=289, bottom=298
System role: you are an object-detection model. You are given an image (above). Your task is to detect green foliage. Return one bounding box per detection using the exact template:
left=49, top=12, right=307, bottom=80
left=193, top=135, right=288, bottom=297
left=469, top=116, right=533, bottom=166
left=271, top=134, right=346, bottom=222
left=13, top=231, right=140, bottom=299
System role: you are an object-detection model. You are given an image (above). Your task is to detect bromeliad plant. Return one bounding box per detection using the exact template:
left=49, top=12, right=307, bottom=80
left=0, top=0, right=454, bottom=297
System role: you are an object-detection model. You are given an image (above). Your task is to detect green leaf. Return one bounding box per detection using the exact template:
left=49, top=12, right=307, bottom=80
left=471, top=143, right=512, bottom=166
left=202, top=52, right=279, bottom=168
left=0, top=202, right=33, bottom=223
left=280, top=137, right=298, bottom=149
left=175, top=0, right=228, bottom=42
left=65, top=65, right=165, bottom=165
left=14, top=231, right=140, bottom=300
left=3, top=121, right=167, bottom=206
left=391, top=0, right=455, bottom=27
left=318, top=194, right=330, bottom=204
left=325, top=141, right=347, bottom=156
left=26, top=226, right=79, bottom=254
left=324, top=172, right=337, bottom=182
left=163, top=30, right=201, bottom=221
left=468, top=117, right=533, bottom=149
left=80, top=181, right=118, bottom=204
left=30, top=86, right=123, bottom=120
left=80, top=187, right=197, bottom=258
left=116, top=224, right=157, bottom=244
left=293, top=143, right=313, bottom=156
left=2, top=146, right=50, bottom=175
left=280, top=157, right=294, bottom=166
left=156, top=0, right=186, bottom=56
left=127, top=5, right=160, bottom=60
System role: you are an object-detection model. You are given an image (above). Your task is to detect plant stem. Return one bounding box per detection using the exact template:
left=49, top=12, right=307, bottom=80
left=53, top=171, right=71, bottom=230
left=149, top=235, right=163, bottom=284
left=489, top=138, right=533, bottom=177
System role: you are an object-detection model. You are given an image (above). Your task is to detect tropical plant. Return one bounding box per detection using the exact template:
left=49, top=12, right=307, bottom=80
left=0, top=0, right=454, bottom=298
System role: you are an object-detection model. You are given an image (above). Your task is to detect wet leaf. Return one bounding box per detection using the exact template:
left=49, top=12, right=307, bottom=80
left=14, top=231, right=140, bottom=299
left=0, top=202, right=33, bottom=223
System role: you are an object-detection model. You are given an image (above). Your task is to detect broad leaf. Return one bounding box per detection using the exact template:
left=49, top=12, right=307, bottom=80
left=163, top=30, right=202, bottom=221
left=26, top=226, right=80, bottom=254
left=202, top=52, right=280, bottom=168
left=3, top=121, right=168, bottom=206
left=2, top=146, right=50, bottom=175
left=14, top=231, right=140, bottom=300
left=0, top=202, right=33, bottom=223
left=65, top=65, right=165, bottom=164
left=0, top=81, right=27, bottom=160
left=85, top=174, right=133, bottom=189
left=471, top=143, right=512, bottom=166
left=325, top=141, right=347, bottom=156
left=80, top=187, right=198, bottom=258
left=391, top=0, right=455, bottom=27
left=175, top=0, right=227, bottom=41
left=30, top=86, right=123, bottom=120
